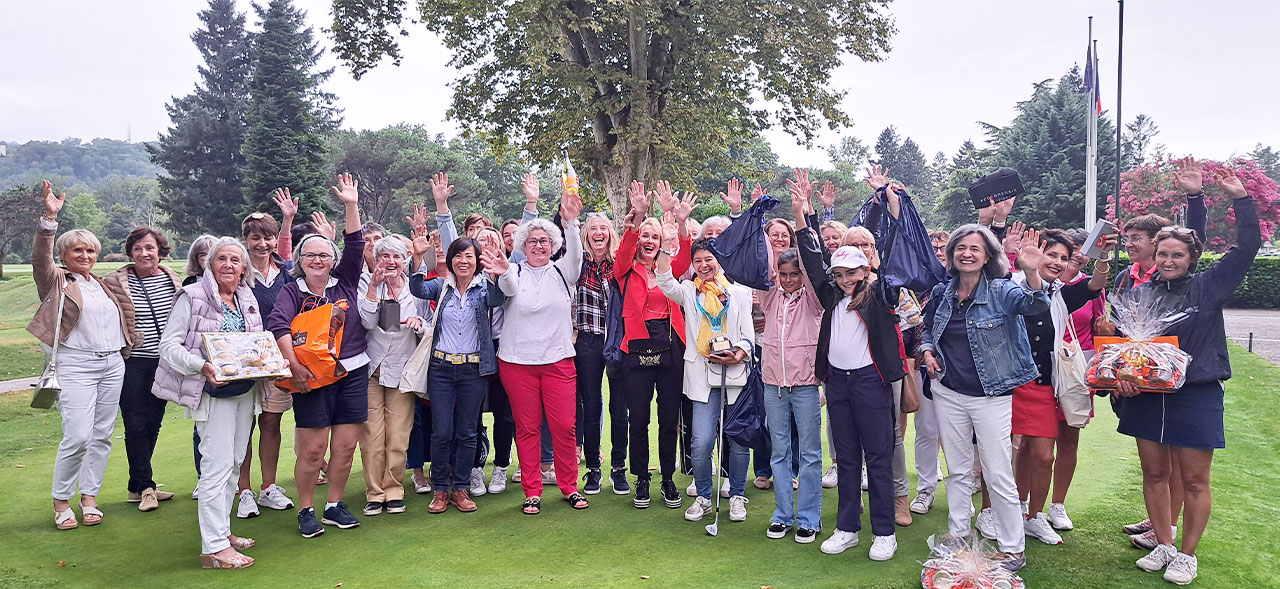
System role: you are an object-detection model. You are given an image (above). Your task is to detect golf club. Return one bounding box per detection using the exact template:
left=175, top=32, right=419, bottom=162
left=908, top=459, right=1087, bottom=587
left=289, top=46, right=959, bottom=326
left=706, top=364, right=728, bottom=537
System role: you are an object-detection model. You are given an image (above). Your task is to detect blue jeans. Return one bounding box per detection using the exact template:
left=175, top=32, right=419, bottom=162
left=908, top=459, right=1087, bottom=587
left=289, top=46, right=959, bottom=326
left=427, top=359, right=488, bottom=490
left=763, top=384, right=823, bottom=530
left=691, top=388, right=750, bottom=500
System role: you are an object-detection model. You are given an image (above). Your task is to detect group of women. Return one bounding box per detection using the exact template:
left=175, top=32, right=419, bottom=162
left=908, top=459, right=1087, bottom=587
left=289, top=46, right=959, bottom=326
left=29, top=155, right=1258, bottom=584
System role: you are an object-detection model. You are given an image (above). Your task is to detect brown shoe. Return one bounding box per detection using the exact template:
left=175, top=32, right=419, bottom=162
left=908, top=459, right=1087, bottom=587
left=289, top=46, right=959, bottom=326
left=428, top=491, right=449, bottom=514
left=450, top=490, right=477, bottom=512
left=895, top=495, right=913, bottom=527
left=139, top=488, right=160, bottom=512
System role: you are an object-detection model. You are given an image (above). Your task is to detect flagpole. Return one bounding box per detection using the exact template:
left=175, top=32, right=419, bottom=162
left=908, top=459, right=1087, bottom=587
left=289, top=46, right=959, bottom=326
left=1115, top=0, right=1125, bottom=214
left=1085, top=18, right=1098, bottom=229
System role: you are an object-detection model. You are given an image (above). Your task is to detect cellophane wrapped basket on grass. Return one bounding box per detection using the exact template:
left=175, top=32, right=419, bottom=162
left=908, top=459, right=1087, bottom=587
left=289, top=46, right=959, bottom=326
left=921, top=533, right=1024, bottom=589
left=1086, top=288, right=1191, bottom=393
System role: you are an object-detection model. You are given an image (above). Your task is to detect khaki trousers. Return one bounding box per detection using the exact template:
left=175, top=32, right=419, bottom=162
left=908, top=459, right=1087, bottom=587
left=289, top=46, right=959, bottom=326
left=360, top=370, right=416, bottom=502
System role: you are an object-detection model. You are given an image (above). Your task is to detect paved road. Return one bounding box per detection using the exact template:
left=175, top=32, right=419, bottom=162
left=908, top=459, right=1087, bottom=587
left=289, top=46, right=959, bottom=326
left=0, top=377, right=38, bottom=395
left=1224, top=308, right=1280, bottom=366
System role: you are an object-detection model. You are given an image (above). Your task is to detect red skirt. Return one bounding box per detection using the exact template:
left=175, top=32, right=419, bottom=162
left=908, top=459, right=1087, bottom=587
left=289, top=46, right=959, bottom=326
left=1011, top=381, right=1058, bottom=438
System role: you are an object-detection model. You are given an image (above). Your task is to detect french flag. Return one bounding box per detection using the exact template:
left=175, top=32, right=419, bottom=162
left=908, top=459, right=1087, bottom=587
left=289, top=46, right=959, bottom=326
left=1084, top=44, right=1102, bottom=115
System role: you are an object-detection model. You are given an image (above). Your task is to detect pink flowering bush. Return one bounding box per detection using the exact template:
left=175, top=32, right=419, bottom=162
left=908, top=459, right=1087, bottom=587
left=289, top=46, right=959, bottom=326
left=1107, top=158, right=1278, bottom=253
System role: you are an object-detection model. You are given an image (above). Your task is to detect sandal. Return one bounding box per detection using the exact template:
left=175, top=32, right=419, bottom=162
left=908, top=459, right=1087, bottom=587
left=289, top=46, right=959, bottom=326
left=54, top=507, right=78, bottom=530
left=521, top=497, right=541, bottom=515
left=565, top=492, right=589, bottom=510
left=228, top=535, right=255, bottom=550
left=201, top=550, right=254, bottom=569
left=79, top=501, right=103, bottom=526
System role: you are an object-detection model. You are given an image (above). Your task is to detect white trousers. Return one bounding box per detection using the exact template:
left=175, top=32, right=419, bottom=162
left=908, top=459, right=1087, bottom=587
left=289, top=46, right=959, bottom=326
left=52, top=350, right=124, bottom=500
left=913, top=370, right=942, bottom=493
left=890, top=380, right=908, bottom=497
left=196, top=392, right=255, bottom=554
left=931, top=380, right=1024, bottom=554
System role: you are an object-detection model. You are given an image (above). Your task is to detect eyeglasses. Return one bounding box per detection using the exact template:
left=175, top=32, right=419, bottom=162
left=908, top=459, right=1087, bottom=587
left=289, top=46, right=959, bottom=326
left=301, top=252, right=334, bottom=261
left=933, top=245, right=946, bottom=253
left=849, top=242, right=874, bottom=249
left=526, top=238, right=552, bottom=247
left=1160, top=226, right=1195, bottom=236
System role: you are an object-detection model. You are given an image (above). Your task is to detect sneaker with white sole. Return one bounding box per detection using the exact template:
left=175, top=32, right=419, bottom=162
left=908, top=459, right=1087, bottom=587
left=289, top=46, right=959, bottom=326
left=469, top=467, right=487, bottom=496
left=686, top=480, right=697, bottom=497
left=1024, top=513, right=1064, bottom=545
left=910, top=488, right=934, bottom=515
left=1048, top=502, right=1073, bottom=530
left=766, top=522, right=792, bottom=539
left=488, top=466, right=508, bottom=494
left=609, top=469, right=629, bottom=495
left=821, top=464, right=838, bottom=488
left=512, top=467, right=522, bottom=483
left=976, top=507, right=998, bottom=540
left=868, top=534, right=898, bottom=561
left=820, top=529, right=859, bottom=554
left=1123, top=517, right=1153, bottom=534
left=258, top=484, right=295, bottom=510
left=1164, top=552, right=1198, bottom=585
left=729, top=495, right=748, bottom=522
left=684, top=496, right=713, bottom=521
left=1130, top=529, right=1159, bottom=550
left=795, top=527, right=817, bottom=543
left=541, top=467, right=556, bottom=485
left=236, top=489, right=260, bottom=519
left=721, top=478, right=730, bottom=498
left=1136, top=543, right=1178, bottom=572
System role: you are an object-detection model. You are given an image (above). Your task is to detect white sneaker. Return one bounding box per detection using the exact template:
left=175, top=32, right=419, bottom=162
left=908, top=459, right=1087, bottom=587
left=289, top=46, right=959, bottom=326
left=1130, top=529, right=1159, bottom=550
left=721, top=478, right=730, bottom=498
left=821, top=464, right=838, bottom=488
left=1024, top=513, right=1064, bottom=545
left=910, top=489, right=934, bottom=514
left=235, top=489, right=259, bottom=519
left=820, top=529, right=859, bottom=554
left=686, top=481, right=697, bottom=496
left=684, top=496, right=713, bottom=522
left=541, top=467, right=556, bottom=485
left=1163, top=552, right=1198, bottom=585
left=258, top=483, right=294, bottom=510
left=1048, top=502, right=1073, bottom=530
left=488, top=466, right=508, bottom=494
left=191, top=489, right=199, bottom=500
left=868, top=534, right=898, bottom=561
left=512, top=467, right=522, bottom=483
left=976, top=508, right=998, bottom=540
left=729, top=495, right=748, bottom=522
left=1136, top=543, right=1178, bottom=572
left=861, top=464, right=869, bottom=491
left=1123, top=517, right=1152, bottom=534
left=469, top=467, right=487, bottom=496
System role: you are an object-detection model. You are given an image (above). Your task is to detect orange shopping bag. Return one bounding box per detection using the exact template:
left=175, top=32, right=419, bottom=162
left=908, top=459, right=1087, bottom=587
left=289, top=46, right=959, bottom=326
left=276, top=297, right=349, bottom=392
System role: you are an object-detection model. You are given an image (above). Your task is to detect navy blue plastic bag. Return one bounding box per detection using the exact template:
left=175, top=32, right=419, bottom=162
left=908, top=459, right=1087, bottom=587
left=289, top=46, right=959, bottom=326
left=852, top=187, right=947, bottom=293
left=723, top=360, right=770, bottom=452
left=710, top=194, right=781, bottom=291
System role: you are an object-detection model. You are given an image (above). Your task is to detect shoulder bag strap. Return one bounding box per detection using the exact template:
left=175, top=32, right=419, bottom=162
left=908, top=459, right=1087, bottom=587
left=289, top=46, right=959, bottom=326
left=49, top=285, right=68, bottom=368
left=131, top=268, right=168, bottom=339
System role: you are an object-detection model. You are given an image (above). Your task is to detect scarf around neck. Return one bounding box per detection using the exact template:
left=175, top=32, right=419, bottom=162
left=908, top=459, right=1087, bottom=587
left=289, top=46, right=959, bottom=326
left=693, top=273, right=731, bottom=357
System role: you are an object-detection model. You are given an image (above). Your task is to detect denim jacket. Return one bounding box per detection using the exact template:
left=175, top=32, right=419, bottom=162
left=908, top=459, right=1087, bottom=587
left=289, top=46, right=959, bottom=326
left=410, top=274, right=506, bottom=376
left=920, top=272, right=1049, bottom=396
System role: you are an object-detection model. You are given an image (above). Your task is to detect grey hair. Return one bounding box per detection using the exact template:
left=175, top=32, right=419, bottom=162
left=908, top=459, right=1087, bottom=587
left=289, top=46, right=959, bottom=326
left=289, top=234, right=342, bottom=278
left=512, top=218, right=563, bottom=256
left=373, top=234, right=409, bottom=260
left=55, top=229, right=102, bottom=261
left=361, top=222, right=387, bottom=238
left=185, top=234, right=219, bottom=277
left=702, top=216, right=731, bottom=235
left=944, top=224, right=1010, bottom=279
left=205, top=237, right=253, bottom=287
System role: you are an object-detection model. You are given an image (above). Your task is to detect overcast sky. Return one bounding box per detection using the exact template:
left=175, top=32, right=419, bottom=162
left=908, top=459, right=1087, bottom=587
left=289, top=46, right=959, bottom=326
left=1, top=0, right=1275, bottom=168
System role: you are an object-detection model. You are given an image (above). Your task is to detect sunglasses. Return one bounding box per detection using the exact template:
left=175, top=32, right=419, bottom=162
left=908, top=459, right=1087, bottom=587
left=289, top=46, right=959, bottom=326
left=1160, top=226, right=1195, bottom=236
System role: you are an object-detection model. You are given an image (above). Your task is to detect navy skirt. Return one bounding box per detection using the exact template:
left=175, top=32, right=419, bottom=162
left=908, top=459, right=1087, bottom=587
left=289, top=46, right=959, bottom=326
left=1116, top=380, right=1225, bottom=449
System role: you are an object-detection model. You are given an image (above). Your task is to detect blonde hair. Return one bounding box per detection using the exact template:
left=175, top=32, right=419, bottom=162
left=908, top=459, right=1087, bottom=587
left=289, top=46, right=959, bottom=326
left=582, top=214, right=619, bottom=263
left=841, top=226, right=881, bottom=269
left=55, top=229, right=102, bottom=260
left=820, top=220, right=848, bottom=238
left=633, top=217, right=664, bottom=263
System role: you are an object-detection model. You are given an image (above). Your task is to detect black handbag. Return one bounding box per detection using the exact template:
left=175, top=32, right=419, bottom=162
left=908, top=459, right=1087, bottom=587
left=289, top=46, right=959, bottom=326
left=204, top=379, right=255, bottom=399
left=623, top=319, right=674, bottom=370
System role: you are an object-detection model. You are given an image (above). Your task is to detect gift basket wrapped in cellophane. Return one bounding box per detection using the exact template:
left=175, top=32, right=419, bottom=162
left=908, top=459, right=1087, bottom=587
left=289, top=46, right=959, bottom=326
left=1086, top=288, right=1191, bottom=393
left=921, top=534, right=1024, bottom=589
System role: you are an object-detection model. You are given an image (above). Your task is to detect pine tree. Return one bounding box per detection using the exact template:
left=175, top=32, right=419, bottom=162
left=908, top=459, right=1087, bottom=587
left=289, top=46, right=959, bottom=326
left=894, top=137, right=930, bottom=192
left=241, top=0, right=341, bottom=220
left=148, top=0, right=252, bottom=239
left=873, top=126, right=902, bottom=170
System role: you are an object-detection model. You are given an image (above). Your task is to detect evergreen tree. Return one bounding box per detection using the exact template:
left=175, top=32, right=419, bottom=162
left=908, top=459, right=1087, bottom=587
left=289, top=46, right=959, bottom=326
left=1122, top=113, right=1160, bottom=170
left=147, top=0, right=252, bottom=239
left=873, top=126, right=902, bottom=170
left=895, top=137, right=930, bottom=191
left=934, top=140, right=993, bottom=229
left=241, top=0, right=340, bottom=220
left=1250, top=143, right=1279, bottom=183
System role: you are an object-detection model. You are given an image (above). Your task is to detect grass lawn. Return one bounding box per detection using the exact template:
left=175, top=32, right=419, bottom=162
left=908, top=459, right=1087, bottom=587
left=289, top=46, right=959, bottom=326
left=0, top=344, right=1276, bottom=587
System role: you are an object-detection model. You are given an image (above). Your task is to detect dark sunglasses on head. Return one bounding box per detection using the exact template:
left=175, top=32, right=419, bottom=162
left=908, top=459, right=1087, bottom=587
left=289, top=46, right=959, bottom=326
left=1160, top=226, right=1195, bottom=236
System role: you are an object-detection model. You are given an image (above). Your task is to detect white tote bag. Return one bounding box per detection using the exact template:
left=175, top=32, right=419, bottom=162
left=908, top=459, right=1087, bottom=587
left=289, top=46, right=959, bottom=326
left=1054, top=304, right=1092, bottom=428
left=399, top=285, right=447, bottom=398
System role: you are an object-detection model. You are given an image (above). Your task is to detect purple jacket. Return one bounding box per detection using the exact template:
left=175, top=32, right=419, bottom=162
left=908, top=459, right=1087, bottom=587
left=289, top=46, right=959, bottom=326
left=267, top=230, right=367, bottom=360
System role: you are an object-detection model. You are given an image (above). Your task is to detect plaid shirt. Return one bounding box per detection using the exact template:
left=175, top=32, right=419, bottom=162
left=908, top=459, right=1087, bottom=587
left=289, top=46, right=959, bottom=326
left=574, top=259, right=613, bottom=335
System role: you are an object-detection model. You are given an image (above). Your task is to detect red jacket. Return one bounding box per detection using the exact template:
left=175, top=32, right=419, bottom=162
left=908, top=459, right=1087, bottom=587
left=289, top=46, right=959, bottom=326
left=614, top=229, right=692, bottom=353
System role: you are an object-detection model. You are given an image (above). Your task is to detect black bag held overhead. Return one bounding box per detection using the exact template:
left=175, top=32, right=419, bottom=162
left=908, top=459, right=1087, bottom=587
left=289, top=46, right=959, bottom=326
left=723, top=359, right=770, bottom=452
left=852, top=187, right=948, bottom=294
left=710, top=193, right=781, bottom=291
left=967, top=168, right=1025, bottom=209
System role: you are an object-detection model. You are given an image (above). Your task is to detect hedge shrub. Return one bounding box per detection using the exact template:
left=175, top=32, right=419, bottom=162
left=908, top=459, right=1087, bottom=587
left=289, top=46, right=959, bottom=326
left=1109, top=252, right=1280, bottom=309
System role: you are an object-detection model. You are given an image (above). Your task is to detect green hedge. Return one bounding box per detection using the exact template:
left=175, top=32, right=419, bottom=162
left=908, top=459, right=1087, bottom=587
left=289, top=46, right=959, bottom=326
left=1108, top=252, right=1280, bottom=309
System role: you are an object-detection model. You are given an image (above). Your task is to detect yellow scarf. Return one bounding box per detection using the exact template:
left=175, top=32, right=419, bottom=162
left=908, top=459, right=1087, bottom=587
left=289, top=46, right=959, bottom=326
left=693, top=273, right=731, bottom=357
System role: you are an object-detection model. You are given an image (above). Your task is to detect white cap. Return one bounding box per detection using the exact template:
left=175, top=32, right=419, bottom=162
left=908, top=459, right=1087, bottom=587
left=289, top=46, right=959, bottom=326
left=829, top=246, right=869, bottom=272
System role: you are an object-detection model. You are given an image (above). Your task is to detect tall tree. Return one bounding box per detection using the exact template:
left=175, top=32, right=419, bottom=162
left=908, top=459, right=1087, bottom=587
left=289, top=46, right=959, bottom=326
left=894, top=137, right=930, bottom=191
left=827, top=134, right=871, bottom=179
left=934, top=139, right=993, bottom=229
left=0, top=183, right=42, bottom=275
left=148, top=0, right=253, bottom=239
left=872, top=126, right=902, bottom=170
left=1122, top=113, right=1160, bottom=171
left=241, top=0, right=340, bottom=219
left=1250, top=143, right=1279, bottom=183
left=330, top=0, right=895, bottom=221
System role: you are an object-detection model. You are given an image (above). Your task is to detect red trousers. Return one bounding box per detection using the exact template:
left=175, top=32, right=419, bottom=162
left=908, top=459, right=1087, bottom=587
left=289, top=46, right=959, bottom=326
left=498, top=358, right=579, bottom=498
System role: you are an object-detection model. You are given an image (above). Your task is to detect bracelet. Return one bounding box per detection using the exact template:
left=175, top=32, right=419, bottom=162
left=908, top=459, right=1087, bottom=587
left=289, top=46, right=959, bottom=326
left=992, top=221, right=1007, bottom=229
left=1187, top=190, right=1205, bottom=199
left=659, top=247, right=678, bottom=258
left=1095, top=261, right=1112, bottom=273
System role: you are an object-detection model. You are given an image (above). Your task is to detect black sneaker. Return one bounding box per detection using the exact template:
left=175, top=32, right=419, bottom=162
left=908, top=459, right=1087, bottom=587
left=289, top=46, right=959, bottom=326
left=611, top=469, right=630, bottom=495
left=795, top=527, right=818, bottom=543
left=660, top=478, right=681, bottom=509
left=298, top=507, right=324, bottom=538
left=767, top=522, right=792, bottom=539
left=321, top=502, right=360, bottom=529
left=385, top=499, right=406, bottom=514
left=582, top=469, right=603, bottom=495
left=633, top=476, right=651, bottom=509
left=362, top=501, right=384, bottom=516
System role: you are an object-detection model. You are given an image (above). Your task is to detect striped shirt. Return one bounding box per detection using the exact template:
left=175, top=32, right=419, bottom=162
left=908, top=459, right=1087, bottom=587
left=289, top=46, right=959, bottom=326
left=127, top=271, right=177, bottom=358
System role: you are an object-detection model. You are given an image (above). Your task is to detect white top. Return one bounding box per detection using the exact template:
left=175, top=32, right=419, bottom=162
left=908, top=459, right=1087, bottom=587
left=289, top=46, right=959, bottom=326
left=827, top=295, right=873, bottom=371
left=250, top=261, right=281, bottom=288
left=159, top=294, right=262, bottom=421
left=496, top=220, right=583, bottom=365
left=655, top=270, right=754, bottom=404
left=62, top=274, right=126, bottom=353
left=358, top=280, right=424, bottom=387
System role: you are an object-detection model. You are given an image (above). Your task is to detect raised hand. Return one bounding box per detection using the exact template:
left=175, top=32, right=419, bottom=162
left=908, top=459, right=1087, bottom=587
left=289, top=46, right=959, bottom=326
left=673, top=191, right=696, bottom=223
left=661, top=210, right=679, bottom=244
left=1017, top=228, right=1044, bottom=271
left=819, top=180, right=836, bottom=209
left=404, top=202, right=429, bottom=231
left=789, top=184, right=810, bottom=226
left=750, top=183, right=764, bottom=202
left=993, top=195, right=1016, bottom=224
left=311, top=211, right=337, bottom=241
left=273, top=187, right=299, bottom=220
left=1214, top=167, right=1248, bottom=200
left=332, top=173, right=359, bottom=205
left=1003, top=220, right=1026, bottom=253
left=411, top=223, right=432, bottom=257
left=41, top=179, right=65, bottom=218
left=521, top=173, right=540, bottom=204
left=654, top=180, right=678, bottom=213
left=719, top=178, right=744, bottom=213
left=628, top=180, right=649, bottom=215
left=430, top=172, right=455, bottom=212
left=864, top=164, right=890, bottom=191
left=560, top=183, right=583, bottom=221
left=480, top=245, right=509, bottom=275
left=369, top=264, right=389, bottom=288
left=978, top=198, right=996, bottom=226
left=885, top=181, right=905, bottom=219
left=1172, top=157, right=1204, bottom=195
left=787, top=168, right=816, bottom=202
